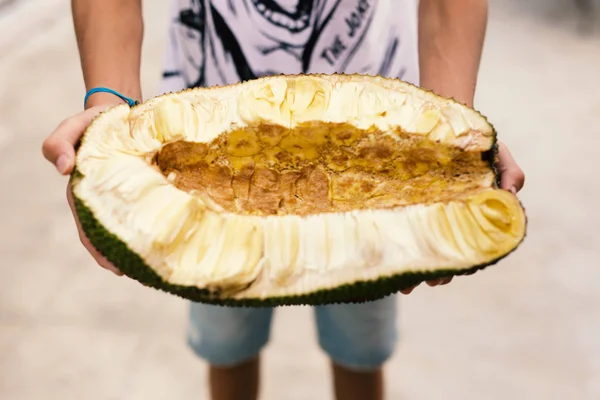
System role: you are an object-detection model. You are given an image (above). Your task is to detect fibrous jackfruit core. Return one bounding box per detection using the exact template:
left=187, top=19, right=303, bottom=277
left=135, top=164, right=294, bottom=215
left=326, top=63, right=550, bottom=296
left=154, top=122, right=493, bottom=216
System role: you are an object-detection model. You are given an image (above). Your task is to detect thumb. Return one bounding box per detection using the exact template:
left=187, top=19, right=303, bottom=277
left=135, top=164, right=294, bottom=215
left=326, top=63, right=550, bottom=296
left=42, top=106, right=108, bottom=175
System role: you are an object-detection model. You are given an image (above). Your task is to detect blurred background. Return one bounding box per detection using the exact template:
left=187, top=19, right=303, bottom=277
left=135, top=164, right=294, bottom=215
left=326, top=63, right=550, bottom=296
left=0, top=0, right=599, bottom=399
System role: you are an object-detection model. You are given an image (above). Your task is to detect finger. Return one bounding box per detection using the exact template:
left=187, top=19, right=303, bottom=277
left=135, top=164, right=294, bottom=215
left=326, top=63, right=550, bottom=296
left=80, top=233, right=124, bottom=276
left=400, top=285, right=417, bottom=294
left=426, top=279, right=444, bottom=287
left=42, top=107, right=106, bottom=175
left=66, top=185, right=124, bottom=276
left=496, top=141, right=525, bottom=193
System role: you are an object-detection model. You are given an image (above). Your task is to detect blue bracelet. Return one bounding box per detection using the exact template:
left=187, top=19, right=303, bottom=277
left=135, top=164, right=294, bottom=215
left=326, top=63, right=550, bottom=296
left=84, top=87, right=139, bottom=108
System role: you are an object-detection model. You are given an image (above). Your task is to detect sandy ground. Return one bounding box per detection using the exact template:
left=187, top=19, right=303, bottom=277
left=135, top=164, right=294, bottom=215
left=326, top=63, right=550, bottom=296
left=0, top=0, right=599, bottom=399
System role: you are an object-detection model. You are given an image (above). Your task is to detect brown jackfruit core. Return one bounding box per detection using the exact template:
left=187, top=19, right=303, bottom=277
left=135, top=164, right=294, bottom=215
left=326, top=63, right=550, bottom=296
left=154, top=122, right=491, bottom=216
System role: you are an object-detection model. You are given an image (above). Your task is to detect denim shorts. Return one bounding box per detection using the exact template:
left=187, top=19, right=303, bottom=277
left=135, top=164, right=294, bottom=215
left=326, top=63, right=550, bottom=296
left=186, top=295, right=398, bottom=371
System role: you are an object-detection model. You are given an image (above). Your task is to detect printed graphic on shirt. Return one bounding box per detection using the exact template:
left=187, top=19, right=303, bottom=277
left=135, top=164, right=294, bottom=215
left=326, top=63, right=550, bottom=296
left=161, top=0, right=417, bottom=90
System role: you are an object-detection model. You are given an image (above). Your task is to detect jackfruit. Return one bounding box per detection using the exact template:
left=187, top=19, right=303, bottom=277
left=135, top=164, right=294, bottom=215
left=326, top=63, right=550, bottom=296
left=70, top=73, right=527, bottom=306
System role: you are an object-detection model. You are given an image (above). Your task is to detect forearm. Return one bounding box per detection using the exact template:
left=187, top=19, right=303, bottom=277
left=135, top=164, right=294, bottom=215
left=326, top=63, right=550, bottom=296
left=72, top=0, right=144, bottom=108
left=418, top=0, right=488, bottom=107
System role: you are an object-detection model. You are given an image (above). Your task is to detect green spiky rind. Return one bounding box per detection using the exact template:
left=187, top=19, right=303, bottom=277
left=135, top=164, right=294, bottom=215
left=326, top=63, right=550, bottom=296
left=480, top=119, right=501, bottom=188
left=70, top=172, right=528, bottom=307
left=70, top=176, right=165, bottom=287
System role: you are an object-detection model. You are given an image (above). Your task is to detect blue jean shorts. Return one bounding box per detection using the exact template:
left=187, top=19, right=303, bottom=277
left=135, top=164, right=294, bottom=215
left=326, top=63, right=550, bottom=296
left=186, top=295, right=398, bottom=371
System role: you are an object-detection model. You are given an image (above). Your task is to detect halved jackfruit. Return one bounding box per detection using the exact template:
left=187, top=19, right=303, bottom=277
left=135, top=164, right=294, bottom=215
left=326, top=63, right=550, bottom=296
left=71, top=74, right=527, bottom=306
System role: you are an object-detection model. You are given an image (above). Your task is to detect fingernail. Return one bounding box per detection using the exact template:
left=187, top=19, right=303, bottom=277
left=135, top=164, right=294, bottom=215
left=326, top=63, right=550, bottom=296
left=510, top=186, right=517, bottom=194
left=56, top=155, right=69, bottom=174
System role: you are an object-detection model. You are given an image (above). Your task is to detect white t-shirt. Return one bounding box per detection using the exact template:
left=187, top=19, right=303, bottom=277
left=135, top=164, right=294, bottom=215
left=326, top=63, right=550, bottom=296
left=159, top=0, right=419, bottom=94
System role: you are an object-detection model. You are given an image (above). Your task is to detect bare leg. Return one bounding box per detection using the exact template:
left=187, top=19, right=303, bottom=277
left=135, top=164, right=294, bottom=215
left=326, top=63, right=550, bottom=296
left=332, top=361, right=384, bottom=400
left=209, top=356, right=260, bottom=400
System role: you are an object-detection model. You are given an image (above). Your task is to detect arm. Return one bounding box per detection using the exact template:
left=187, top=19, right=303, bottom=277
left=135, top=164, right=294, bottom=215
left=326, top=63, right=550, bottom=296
left=72, top=0, right=144, bottom=108
left=41, top=0, right=146, bottom=276
left=417, top=0, right=523, bottom=195
left=417, top=0, right=488, bottom=107
left=43, top=0, right=144, bottom=170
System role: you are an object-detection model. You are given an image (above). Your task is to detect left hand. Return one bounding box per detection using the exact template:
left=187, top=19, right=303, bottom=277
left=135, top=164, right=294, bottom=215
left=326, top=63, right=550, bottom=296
left=400, top=140, right=525, bottom=294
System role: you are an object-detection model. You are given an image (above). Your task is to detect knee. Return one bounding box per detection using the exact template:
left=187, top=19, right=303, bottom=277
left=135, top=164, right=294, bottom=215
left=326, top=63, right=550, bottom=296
left=316, top=297, right=399, bottom=371
left=327, top=330, right=398, bottom=371
left=186, top=302, right=273, bottom=367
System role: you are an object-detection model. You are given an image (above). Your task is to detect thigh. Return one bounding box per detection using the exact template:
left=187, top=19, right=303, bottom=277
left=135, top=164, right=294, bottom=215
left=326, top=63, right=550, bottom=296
left=315, top=295, right=399, bottom=371
left=187, top=302, right=274, bottom=367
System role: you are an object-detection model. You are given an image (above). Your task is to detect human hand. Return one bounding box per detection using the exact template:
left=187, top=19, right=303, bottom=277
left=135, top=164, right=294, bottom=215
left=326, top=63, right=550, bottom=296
left=400, top=140, right=525, bottom=294
left=42, top=104, right=124, bottom=276
left=496, top=140, right=526, bottom=195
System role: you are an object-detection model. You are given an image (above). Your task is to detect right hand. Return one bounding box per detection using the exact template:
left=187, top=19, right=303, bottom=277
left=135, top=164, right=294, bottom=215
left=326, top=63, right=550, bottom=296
left=42, top=104, right=124, bottom=276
